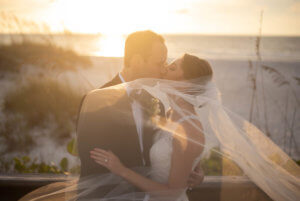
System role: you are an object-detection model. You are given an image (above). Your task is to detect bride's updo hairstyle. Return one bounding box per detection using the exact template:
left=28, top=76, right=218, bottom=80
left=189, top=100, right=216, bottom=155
left=179, top=54, right=213, bottom=98
left=181, top=54, right=213, bottom=81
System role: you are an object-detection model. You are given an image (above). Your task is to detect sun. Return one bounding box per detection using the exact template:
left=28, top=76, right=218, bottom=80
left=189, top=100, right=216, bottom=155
left=94, top=34, right=125, bottom=57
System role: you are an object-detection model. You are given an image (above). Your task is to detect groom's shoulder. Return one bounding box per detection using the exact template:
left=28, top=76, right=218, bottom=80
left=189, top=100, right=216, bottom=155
left=88, top=85, right=126, bottom=99
left=100, top=74, right=122, bottom=89
left=82, top=86, right=126, bottom=112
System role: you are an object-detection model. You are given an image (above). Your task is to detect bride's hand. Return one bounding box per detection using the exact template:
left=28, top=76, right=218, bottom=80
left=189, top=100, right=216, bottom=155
left=90, top=148, right=126, bottom=175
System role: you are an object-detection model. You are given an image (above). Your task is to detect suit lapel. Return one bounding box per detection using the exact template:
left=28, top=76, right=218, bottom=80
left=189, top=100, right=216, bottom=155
left=100, top=74, right=122, bottom=89
left=102, top=74, right=154, bottom=166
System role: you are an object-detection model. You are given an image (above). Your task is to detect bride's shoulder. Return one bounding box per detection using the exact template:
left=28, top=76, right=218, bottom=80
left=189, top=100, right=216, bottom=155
left=171, top=119, right=204, bottom=156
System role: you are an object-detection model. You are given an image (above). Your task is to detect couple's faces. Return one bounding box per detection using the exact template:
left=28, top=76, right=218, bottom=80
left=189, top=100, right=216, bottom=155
left=163, top=57, right=184, bottom=80
left=146, top=42, right=184, bottom=80
left=129, top=41, right=167, bottom=79
left=133, top=41, right=183, bottom=80
left=143, top=41, right=168, bottom=78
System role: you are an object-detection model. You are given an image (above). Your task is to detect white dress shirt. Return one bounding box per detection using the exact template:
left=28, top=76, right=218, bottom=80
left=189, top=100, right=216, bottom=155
left=118, top=73, right=146, bottom=166
left=119, top=73, right=152, bottom=201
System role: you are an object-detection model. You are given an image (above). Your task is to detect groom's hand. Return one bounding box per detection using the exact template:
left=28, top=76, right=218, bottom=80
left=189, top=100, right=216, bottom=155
left=187, top=164, right=204, bottom=190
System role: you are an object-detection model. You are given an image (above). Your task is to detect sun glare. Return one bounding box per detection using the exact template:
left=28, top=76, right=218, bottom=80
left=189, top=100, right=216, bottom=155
left=94, top=34, right=125, bottom=57
left=45, top=0, right=189, bottom=56
left=48, top=0, right=187, bottom=35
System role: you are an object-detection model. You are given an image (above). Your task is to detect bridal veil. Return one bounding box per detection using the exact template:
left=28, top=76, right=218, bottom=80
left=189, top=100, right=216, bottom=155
left=20, top=78, right=300, bottom=201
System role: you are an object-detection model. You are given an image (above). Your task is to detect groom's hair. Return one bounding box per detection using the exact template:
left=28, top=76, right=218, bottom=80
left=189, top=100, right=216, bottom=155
left=124, top=30, right=164, bottom=68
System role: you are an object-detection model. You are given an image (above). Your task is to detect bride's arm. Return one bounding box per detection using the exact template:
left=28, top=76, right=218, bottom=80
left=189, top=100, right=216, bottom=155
left=168, top=119, right=205, bottom=189
left=90, top=120, right=204, bottom=192
left=90, top=148, right=170, bottom=192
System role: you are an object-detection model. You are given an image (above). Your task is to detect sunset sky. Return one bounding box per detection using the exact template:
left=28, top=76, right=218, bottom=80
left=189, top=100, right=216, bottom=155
left=0, top=0, right=300, bottom=36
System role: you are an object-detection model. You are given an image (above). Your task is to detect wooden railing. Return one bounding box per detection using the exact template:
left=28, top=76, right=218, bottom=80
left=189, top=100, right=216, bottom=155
left=0, top=174, right=272, bottom=201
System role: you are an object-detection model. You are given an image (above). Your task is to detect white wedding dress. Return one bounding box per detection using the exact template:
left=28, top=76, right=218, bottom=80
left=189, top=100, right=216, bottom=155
left=149, top=115, right=210, bottom=201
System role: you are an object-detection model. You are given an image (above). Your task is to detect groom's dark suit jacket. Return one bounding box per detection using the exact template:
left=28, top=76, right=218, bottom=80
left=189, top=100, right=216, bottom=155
left=76, top=74, right=155, bottom=198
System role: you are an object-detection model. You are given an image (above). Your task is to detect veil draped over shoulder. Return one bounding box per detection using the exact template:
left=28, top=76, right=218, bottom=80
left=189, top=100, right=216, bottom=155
left=20, top=78, right=300, bottom=201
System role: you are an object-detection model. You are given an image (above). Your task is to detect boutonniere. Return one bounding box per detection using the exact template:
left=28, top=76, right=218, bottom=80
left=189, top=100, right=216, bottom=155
left=144, top=97, right=163, bottom=125
left=150, top=97, right=161, bottom=116
left=130, top=89, right=163, bottom=123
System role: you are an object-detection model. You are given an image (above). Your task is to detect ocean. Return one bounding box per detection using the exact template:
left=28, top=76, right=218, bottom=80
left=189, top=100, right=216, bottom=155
left=0, top=34, right=299, bottom=166
left=1, top=34, right=300, bottom=61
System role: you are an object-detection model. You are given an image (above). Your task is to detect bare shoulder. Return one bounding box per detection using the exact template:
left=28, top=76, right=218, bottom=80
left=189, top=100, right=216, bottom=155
left=172, top=119, right=204, bottom=157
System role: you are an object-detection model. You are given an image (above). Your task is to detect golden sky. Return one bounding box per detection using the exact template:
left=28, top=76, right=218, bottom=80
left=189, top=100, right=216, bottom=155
left=0, top=0, right=300, bottom=35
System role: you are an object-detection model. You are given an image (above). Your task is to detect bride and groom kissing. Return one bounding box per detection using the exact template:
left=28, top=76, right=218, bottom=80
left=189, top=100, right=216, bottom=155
left=21, top=30, right=299, bottom=201
left=77, top=30, right=212, bottom=200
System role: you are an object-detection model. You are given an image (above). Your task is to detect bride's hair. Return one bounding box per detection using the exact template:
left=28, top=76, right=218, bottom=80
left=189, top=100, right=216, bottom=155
left=181, top=54, right=213, bottom=80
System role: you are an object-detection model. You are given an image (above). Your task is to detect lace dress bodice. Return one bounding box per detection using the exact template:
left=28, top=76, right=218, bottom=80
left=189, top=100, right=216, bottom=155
left=149, top=115, right=205, bottom=201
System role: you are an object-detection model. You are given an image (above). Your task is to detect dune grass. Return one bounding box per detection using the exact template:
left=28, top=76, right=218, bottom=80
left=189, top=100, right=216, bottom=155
left=0, top=17, right=92, bottom=171
left=0, top=41, right=91, bottom=73
left=2, top=77, right=82, bottom=150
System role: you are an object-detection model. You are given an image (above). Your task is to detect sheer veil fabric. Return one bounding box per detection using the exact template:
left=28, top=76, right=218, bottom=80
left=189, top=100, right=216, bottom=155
left=20, top=78, right=300, bottom=201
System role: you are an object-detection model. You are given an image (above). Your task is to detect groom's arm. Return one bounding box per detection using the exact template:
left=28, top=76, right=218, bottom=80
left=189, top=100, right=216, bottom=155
left=77, top=110, right=111, bottom=177
left=77, top=93, right=114, bottom=177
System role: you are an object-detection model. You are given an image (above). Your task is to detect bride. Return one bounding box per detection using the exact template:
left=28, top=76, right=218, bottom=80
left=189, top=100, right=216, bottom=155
left=20, top=54, right=299, bottom=201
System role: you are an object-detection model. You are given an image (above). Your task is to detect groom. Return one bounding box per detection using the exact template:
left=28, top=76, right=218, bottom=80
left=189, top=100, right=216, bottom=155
left=77, top=30, right=203, bottom=198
